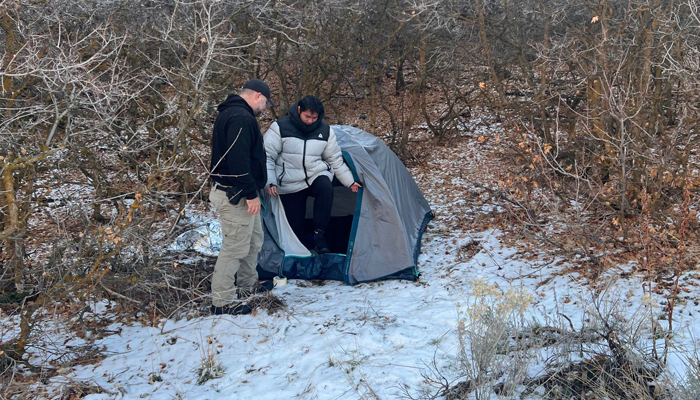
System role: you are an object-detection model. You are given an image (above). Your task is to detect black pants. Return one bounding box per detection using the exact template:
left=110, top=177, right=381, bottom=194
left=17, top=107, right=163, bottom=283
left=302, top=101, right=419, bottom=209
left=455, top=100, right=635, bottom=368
left=280, top=176, right=333, bottom=242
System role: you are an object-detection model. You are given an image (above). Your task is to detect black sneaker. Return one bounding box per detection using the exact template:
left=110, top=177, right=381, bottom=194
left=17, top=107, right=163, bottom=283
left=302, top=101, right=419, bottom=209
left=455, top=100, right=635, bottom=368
left=210, top=303, right=253, bottom=315
left=313, top=229, right=330, bottom=254
left=237, top=281, right=275, bottom=299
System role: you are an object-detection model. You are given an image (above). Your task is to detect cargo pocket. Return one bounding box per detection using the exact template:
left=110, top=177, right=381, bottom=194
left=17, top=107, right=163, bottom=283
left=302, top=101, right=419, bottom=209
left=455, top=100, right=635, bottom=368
left=220, top=219, right=253, bottom=259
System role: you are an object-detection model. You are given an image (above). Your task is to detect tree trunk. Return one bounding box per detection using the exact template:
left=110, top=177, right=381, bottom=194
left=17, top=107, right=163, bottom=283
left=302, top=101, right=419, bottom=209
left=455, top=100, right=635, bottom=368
left=476, top=0, right=507, bottom=108
left=400, top=25, right=426, bottom=151
left=395, top=57, right=406, bottom=94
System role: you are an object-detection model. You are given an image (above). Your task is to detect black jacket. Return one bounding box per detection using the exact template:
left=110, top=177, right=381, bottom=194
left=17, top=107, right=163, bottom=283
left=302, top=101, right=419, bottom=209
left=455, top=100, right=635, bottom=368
left=210, top=94, right=267, bottom=200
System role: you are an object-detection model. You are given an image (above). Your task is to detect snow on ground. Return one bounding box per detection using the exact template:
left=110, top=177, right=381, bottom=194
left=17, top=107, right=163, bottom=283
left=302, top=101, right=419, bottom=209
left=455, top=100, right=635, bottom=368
left=41, top=224, right=693, bottom=400
left=52, top=231, right=520, bottom=399
left=6, top=117, right=700, bottom=399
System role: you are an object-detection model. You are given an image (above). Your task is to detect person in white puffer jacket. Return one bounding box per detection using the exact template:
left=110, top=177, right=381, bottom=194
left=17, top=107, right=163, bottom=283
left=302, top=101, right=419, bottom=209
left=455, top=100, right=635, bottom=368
left=264, top=96, right=361, bottom=253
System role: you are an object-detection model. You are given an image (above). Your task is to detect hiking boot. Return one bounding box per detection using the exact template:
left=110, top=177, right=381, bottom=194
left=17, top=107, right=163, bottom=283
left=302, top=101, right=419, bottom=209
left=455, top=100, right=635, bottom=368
left=313, top=229, right=330, bottom=254
left=237, top=281, right=275, bottom=299
left=210, top=303, right=253, bottom=316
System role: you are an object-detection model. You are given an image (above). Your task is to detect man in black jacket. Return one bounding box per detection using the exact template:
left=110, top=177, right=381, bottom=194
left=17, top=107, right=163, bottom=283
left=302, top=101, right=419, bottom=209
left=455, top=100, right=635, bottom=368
left=209, top=79, right=274, bottom=315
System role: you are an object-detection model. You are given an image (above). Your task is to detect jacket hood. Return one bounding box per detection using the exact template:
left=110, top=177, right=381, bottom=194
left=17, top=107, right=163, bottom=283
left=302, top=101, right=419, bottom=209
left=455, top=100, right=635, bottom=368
left=288, top=101, right=326, bottom=134
left=218, top=94, right=254, bottom=115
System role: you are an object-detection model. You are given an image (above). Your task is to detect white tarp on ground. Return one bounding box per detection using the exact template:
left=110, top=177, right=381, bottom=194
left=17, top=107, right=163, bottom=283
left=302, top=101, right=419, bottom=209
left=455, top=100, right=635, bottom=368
left=169, top=220, right=221, bottom=257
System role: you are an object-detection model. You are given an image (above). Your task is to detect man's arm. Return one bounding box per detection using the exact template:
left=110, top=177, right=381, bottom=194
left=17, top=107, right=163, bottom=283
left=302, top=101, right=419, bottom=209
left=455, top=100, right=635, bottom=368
left=322, top=127, right=357, bottom=187
left=224, top=118, right=258, bottom=200
left=263, top=122, right=282, bottom=195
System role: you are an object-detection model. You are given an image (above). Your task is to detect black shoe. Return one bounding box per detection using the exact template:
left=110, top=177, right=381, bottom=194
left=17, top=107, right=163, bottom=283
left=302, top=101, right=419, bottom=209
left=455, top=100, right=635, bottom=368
left=313, top=229, right=330, bottom=254
left=210, top=303, right=253, bottom=315
left=237, top=281, right=275, bottom=299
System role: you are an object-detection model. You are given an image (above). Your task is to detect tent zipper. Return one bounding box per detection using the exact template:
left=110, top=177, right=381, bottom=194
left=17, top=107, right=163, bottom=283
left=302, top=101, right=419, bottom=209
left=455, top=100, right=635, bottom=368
left=302, top=138, right=310, bottom=187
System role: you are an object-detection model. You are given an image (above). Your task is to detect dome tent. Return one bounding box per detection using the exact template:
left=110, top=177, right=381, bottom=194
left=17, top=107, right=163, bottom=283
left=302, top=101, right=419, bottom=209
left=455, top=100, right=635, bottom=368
left=257, top=125, right=433, bottom=284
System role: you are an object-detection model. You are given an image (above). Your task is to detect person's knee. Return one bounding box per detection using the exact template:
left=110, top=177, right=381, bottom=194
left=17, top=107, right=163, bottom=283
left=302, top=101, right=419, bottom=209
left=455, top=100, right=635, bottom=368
left=314, top=177, right=333, bottom=197
left=250, top=233, right=264, bottom=253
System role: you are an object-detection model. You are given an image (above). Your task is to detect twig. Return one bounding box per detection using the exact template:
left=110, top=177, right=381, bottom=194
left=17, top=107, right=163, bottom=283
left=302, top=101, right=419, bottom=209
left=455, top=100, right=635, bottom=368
left=99, top=282, right=140, bottom=304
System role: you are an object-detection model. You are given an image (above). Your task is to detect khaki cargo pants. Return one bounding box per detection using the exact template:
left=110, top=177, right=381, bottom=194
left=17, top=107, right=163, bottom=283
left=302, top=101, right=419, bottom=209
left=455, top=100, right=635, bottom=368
left=209, top=186, right=263, bottom=307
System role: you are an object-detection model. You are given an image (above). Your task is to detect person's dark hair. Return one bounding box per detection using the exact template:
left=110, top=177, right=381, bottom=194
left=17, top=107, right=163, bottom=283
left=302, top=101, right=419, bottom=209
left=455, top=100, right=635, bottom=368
left=297, top=95, right=324, bottom=115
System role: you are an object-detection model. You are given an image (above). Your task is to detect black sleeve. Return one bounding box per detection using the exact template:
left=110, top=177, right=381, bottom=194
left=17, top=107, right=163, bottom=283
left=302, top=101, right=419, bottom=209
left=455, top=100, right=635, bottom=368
left=225, top=117, right=259, bottom=200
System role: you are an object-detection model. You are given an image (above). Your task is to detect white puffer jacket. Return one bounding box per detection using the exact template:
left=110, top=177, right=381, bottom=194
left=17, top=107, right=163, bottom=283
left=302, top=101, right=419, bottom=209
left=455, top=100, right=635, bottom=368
left=264, top=120, right=355, bottom=195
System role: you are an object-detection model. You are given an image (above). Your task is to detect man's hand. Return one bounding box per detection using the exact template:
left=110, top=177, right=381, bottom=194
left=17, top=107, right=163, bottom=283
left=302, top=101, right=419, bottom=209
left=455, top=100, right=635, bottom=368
left=246, top=197, right=261, bottom=215
left=350, top=182, right=362, bottom=193
left=267, top=185, right=277, bottom=196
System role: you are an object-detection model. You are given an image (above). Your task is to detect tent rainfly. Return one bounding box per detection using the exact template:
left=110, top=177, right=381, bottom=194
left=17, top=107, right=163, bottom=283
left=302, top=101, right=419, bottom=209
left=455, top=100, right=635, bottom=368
left=257, top=125, right=434, bottom=284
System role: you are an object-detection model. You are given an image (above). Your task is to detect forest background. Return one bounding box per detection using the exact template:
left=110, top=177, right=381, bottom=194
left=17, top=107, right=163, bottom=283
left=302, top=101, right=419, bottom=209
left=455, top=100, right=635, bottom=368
left=1, top=0, right=699, bottom=398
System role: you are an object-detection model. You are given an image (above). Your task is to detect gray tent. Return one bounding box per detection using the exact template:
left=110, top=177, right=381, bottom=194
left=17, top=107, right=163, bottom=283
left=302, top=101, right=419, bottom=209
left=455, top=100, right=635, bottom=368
left=257, top=125, right=433, bottom=284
